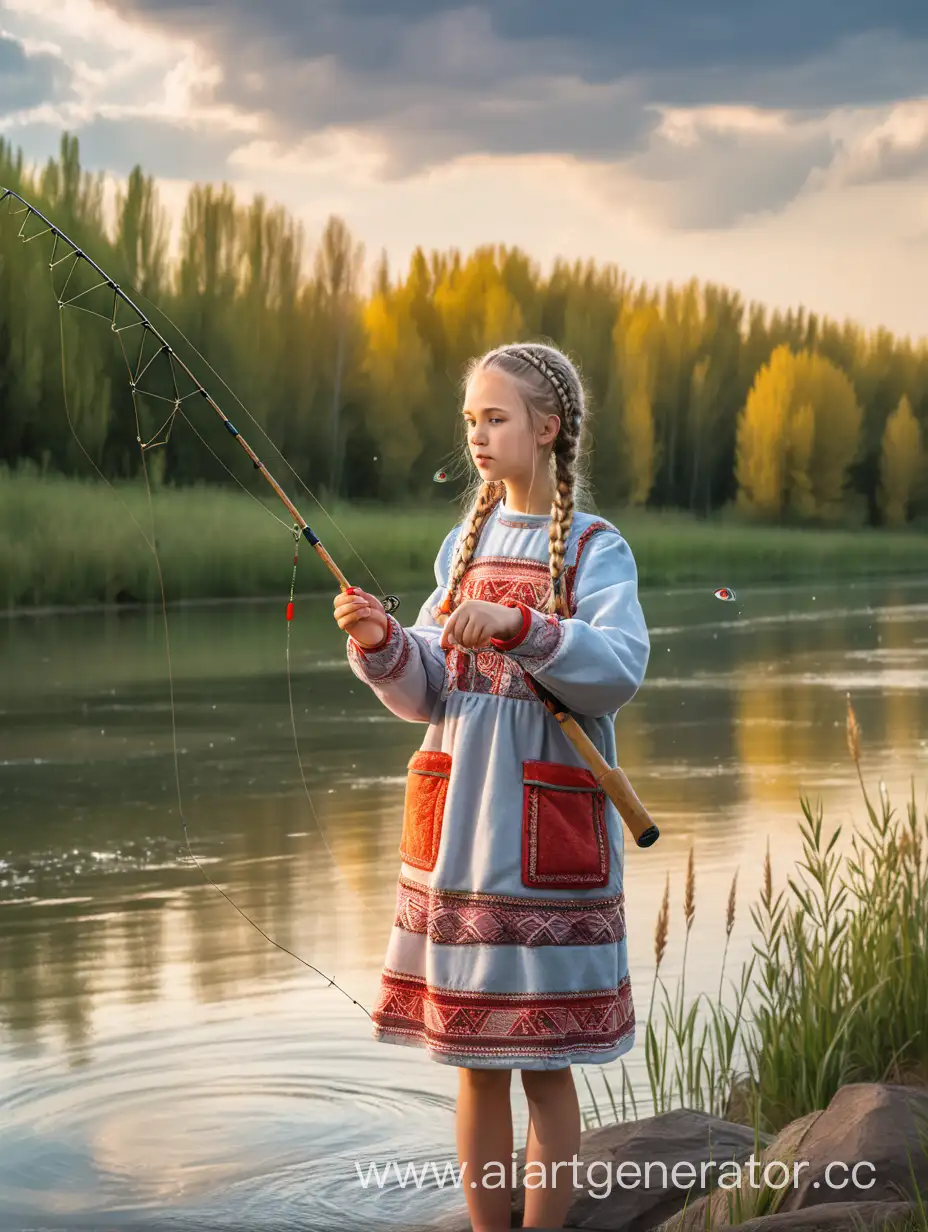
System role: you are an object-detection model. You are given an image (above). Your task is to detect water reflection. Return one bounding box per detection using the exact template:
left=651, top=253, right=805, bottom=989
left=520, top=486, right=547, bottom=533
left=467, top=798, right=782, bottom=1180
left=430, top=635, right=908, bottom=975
left=1, top=578, right=927, bottom=1229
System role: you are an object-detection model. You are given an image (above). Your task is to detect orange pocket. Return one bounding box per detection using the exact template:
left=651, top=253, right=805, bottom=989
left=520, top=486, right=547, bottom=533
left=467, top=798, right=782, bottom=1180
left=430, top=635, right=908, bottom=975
left=399, top=749, right=452, bottom=871
left=522, top=759, right=609, bottom=888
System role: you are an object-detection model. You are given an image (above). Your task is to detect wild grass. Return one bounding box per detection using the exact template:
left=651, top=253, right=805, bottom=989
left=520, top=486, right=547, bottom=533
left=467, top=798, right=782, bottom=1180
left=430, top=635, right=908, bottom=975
left=583, top=694, right=928, bottom=1135
left=3, top=467, right=928, bottom=610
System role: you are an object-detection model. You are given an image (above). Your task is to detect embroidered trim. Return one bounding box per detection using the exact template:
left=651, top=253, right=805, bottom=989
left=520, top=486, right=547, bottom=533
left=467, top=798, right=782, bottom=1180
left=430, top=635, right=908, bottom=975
left=563, top=521, right=613, bottom=615
left=347, top=615, right=410, bottom=683
left=394, top=875, right=626, bottom=946
left=372, top=969, right=635, bottom=1059
left=510, top=608, right=564, bottom=666
left=497, top=510, right=551, bottom=529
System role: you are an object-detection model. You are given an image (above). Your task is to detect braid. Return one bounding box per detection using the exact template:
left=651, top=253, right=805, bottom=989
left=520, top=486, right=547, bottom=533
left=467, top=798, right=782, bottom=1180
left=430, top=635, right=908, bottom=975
left=507, top=344, right=582, bottom=620
left=437, top=480, right=504, bottom=617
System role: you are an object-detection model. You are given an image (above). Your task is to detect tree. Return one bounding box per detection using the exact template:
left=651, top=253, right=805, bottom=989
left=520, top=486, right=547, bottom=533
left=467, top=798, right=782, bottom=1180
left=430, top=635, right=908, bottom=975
left=736, top=345, right=862, bottom=521
left=878, top=395, right=923, bottom=526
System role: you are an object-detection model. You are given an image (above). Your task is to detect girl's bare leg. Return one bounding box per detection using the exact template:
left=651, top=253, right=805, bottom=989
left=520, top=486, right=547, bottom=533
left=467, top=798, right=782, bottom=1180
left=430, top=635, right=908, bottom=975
left=456, top=1067, right=514, bottom=1231
left=519, top=1067, right=581, bottom=1230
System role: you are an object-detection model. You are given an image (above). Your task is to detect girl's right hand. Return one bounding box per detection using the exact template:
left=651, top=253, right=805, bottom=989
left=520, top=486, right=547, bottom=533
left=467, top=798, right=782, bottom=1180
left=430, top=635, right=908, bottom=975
left=333, top=587, right=389, bottom=649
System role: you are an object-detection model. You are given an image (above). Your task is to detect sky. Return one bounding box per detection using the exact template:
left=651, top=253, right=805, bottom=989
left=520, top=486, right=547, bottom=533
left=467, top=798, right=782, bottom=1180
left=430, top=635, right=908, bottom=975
left=2, top=0, right=928, bottom=340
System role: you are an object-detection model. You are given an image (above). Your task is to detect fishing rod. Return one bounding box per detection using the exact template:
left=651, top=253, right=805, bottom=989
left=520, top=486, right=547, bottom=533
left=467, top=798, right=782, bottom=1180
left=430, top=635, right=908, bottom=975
left=1, top=184, right=658, bottom=849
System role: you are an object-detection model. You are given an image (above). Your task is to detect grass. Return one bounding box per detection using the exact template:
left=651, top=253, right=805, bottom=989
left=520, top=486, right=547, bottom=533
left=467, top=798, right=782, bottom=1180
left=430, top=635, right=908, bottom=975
left=580, top=694, right=928, bottom=1226
left=3, top=467, right=928, bottom=610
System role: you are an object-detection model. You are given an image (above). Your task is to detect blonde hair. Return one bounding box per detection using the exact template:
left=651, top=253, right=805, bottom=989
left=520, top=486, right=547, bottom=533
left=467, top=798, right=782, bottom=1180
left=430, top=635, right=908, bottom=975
left=437, top=342, right=594, bottom=621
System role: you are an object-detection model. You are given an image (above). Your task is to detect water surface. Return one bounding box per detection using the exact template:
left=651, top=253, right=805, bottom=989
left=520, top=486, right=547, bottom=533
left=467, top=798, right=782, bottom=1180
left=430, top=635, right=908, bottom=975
left=2, top=577, right=927, bottom=1230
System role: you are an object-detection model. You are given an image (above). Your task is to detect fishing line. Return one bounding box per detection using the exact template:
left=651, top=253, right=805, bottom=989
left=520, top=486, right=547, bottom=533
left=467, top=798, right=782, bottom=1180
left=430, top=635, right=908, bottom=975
left=2, top=187, right=380, bottom=1016
left=127, top=283, right=393, bottom=606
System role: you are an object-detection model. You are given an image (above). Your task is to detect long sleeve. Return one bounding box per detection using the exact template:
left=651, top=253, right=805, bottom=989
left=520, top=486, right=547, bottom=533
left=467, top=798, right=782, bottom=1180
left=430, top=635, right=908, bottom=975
left=492, top=528, right=649, bottom=718
left=345, top=525, right=459, bottom=723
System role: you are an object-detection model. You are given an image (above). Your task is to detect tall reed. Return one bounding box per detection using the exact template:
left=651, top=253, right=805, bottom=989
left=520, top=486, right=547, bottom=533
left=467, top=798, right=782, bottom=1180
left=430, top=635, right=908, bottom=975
left=587, top=695, right=928, bottom=1138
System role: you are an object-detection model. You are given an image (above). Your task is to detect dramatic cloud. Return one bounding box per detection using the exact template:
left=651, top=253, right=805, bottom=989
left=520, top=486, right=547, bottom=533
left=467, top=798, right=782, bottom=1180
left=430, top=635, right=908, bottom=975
left=70, top=0, right=928, bottom=227
left=0, top=31, right=72, bottom=114
left=2, top=0, right=928, bottom=333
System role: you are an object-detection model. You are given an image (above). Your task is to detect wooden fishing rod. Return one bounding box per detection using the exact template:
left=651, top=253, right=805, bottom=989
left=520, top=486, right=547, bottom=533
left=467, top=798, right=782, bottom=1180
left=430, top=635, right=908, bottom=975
left=526, top=675, right=660, bottom=848
left=3, top=184, right=657, bottom=848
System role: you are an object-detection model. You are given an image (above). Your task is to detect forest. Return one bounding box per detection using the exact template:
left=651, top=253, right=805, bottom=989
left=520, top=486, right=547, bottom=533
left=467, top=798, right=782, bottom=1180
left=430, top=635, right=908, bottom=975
left=1, top=134, right=926, bottom=528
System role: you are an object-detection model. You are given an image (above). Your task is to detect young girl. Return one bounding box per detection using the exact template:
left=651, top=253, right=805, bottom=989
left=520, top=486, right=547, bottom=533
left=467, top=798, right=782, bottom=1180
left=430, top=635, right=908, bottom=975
left=334, top=342, right=650, bottom=1232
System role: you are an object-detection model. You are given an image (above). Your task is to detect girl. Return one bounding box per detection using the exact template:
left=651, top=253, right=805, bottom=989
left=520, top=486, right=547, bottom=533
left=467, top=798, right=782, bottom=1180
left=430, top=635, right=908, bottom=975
left=334, top=342, right=650, bottom=1232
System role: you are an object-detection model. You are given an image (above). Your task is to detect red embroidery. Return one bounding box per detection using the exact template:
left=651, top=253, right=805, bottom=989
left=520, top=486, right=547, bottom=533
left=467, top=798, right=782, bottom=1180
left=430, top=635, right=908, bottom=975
left=522, top=760, right=610, bottom=888
left=563, top=522, right=612, bottom=614
left=394, top=875, right=626, bottom=946
left=372, top=969, right=635, bottom=1060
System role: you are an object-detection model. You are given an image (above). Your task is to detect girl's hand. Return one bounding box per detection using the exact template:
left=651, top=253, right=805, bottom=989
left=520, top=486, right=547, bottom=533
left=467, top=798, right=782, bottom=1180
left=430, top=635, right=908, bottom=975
left=334, top=587, right=389, bottom=649
left=439, top=599, right=523, bottom=651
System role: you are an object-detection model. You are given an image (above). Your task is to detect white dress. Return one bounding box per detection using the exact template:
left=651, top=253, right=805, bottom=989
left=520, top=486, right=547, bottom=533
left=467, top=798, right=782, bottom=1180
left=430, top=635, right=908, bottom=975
left=346, top=499, right=650, bottom=1070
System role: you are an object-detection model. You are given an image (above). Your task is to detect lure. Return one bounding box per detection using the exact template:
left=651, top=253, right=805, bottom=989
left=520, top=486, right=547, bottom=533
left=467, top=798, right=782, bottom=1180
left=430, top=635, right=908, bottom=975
left=433, top=468, right=449, bottom=483
left=714, top=587, right=737, bottom=602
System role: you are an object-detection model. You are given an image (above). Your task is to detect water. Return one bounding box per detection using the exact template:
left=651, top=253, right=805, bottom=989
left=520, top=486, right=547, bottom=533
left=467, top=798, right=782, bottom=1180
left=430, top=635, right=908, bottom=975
left=1, top=578, right=927, bottom=1230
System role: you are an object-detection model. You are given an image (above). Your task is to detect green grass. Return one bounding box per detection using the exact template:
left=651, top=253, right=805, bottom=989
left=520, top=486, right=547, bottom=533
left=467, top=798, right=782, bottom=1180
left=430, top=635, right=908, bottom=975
left=577, top=696, right=928, bottom=1226
left=3, top=468, right=928, bottom=611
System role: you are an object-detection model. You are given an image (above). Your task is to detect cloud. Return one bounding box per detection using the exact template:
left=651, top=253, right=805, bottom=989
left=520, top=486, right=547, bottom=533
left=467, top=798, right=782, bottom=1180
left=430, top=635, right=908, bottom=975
left=0, top=31, right=72, bottom=115
left=74, top=0, right=927, bottom=226
left=585, top=108, right=838, bottom=230
left=4, top=0, right=928, bottom=240
left=823, top=100, right=928, bottom=187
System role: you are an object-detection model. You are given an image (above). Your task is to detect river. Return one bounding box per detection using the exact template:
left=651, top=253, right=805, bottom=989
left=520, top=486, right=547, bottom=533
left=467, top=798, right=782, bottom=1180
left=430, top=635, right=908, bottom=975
left=1, top=577, right=927, bottom=1230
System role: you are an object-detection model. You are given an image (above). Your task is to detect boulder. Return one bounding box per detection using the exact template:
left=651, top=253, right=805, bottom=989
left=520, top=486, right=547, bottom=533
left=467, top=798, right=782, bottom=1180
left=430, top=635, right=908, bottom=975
left=724, top=1202, right=913, bottom=1231
left=426, top=1083, right=928, bottom=1232
left=432, top=1107, right=765, bottom=1231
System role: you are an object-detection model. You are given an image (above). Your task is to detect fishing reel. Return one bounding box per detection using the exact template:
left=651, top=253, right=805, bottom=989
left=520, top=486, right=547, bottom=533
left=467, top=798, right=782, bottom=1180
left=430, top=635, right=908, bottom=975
left=380, top=595, right=401, bottom=615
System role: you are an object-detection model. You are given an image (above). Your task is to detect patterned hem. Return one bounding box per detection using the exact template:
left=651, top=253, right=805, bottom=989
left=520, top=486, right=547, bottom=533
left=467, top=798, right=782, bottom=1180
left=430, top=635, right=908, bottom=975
left=372, top=969, right=634, bottom=1065
left=372, top=1025, right=636, bottom=1070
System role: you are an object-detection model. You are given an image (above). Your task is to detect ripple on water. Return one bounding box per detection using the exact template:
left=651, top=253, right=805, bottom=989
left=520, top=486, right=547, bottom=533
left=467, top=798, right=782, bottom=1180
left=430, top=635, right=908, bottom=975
left=0, top=1014, right=458, bottom=1231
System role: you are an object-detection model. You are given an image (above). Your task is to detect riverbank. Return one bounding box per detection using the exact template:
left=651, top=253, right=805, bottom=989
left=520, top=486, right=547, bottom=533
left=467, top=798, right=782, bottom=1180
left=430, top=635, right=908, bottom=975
left=3, top=470, right=928, bottom=610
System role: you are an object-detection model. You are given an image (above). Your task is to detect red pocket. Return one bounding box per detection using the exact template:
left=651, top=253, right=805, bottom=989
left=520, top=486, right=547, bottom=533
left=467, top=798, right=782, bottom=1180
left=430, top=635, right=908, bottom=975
left=399, top=749, right=452, bottom=871
left=522, top=759, right=609, bottom=888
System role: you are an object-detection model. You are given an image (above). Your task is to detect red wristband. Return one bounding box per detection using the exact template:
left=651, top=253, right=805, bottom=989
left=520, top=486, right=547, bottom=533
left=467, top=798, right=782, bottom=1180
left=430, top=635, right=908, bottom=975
left=490, top=601, right=532, bottom=651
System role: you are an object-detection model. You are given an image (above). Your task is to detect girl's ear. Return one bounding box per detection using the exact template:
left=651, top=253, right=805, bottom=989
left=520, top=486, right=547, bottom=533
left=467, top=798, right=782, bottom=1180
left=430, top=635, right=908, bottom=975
left=538, top=414, right=561, bottom=446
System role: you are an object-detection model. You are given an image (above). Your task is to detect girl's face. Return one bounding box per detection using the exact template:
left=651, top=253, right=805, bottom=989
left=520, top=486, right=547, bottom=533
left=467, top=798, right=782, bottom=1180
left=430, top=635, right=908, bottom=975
left=462, top=367, right=559, bottom=484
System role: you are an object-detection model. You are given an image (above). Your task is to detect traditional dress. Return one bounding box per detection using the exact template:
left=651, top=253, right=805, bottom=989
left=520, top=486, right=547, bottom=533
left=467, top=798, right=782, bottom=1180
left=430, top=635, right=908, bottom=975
left=346, top=499, right=650, bottom=1070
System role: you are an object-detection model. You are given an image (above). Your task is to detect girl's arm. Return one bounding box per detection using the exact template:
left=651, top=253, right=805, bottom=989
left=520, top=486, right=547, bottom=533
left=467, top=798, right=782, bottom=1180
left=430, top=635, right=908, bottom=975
left=490, top=528, right=649, bottom=718
left=345, top=526, right=458, bottom=723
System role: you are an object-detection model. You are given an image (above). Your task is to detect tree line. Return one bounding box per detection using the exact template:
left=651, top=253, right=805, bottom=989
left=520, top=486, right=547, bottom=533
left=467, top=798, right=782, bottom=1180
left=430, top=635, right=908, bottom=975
left=1, top=134, right=926, bottom=525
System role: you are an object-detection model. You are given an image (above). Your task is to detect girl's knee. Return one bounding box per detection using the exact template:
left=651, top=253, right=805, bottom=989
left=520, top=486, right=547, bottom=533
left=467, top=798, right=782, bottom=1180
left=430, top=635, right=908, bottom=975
left=520, top=1066, right=574, bottom=1099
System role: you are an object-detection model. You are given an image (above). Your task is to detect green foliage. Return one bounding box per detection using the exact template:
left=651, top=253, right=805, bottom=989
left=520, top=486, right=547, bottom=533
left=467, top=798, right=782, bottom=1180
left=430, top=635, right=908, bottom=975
left=583, top=726, right=928, bottom=1146
left=2, top=471, right=927, bottom=610
left=3, top=133, right=928, bottom=527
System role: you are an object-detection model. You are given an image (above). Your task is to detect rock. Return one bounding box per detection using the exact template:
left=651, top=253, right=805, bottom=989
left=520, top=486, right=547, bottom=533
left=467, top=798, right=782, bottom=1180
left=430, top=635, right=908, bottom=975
left=658, top=1083, right=928, bottom=1231
left=426, top=1084, right=928, bottom=1232
left=726, top=1201, right=913, bottom=1230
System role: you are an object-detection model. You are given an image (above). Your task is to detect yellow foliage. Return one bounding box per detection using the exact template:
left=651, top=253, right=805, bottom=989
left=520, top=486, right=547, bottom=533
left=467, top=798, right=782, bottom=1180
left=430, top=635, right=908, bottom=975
left=615, top=304, right=662, bottom=505
left=879, top=395, right=923, bottom=526
left=736, top=344, right=862, bottom=520
left=362, top=289, right=430, bottom=490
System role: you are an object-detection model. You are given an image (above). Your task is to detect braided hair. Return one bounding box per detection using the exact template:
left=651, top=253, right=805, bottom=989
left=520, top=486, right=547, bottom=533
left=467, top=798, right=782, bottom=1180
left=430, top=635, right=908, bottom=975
left=437, top=342, right=591, bottom=621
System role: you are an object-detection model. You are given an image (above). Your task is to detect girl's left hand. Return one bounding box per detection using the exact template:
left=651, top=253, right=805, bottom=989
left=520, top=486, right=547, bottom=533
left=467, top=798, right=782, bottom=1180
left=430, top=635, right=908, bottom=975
left=439, top=600, right=523, bottom=651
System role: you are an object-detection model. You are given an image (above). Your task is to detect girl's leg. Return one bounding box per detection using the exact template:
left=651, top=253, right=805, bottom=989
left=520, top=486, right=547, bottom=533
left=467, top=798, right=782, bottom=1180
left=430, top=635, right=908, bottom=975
left=519, top=1067, right=581, bottom=1230
left=456, top=1066, right=514, bottom=1232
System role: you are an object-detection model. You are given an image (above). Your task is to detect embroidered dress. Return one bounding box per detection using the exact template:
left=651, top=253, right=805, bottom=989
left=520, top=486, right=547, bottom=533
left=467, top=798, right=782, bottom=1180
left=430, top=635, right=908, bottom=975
left=346, top=500, right=650, bottom=1070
